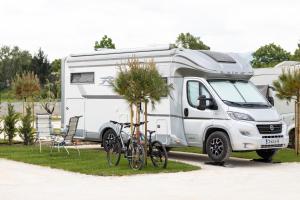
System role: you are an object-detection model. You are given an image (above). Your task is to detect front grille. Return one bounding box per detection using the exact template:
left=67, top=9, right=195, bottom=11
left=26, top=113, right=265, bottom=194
left=261, top=144, right=284, bottom=148
left=262, top=135, right=283, bottom=139
left=257, top=124, right=282, bottom=134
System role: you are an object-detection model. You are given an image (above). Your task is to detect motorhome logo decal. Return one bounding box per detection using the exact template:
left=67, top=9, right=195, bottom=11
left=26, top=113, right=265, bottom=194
left=100, top=76, right=114, bottom=86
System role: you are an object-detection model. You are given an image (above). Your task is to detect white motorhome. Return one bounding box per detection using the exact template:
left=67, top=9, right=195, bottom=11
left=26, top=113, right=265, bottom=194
left=251, top=61, right=300, bottom=147
left=62, top=45, right=289, bottom=162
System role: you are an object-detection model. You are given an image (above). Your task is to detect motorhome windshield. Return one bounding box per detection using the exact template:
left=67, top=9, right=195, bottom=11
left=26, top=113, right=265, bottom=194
left=209, top=80, right=270, bottom=108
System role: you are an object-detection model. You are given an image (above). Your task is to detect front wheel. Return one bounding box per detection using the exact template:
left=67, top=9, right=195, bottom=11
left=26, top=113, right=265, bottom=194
left=256, top=149, right=277, bottom=161
left=150, top=141, right=168, bottom=168
left=206, top=131, right=231, bottom=163
left=106, top=140, right=121, bottom=167
left=127, top=143, right=145, bottom=170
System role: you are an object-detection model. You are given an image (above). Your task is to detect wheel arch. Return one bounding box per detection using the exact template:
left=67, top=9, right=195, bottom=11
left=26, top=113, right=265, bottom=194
left=202, top=126, right=231, bottom=154
left=98, top=122, right=119, bottom=142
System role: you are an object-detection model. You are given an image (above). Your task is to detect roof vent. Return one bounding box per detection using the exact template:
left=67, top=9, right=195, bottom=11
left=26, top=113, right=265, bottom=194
left=199, top=50, right=236, bottom=63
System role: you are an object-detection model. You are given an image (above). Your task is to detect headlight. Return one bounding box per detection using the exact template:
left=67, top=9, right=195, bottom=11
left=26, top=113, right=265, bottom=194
left=227, top=112, right=254, bottom=121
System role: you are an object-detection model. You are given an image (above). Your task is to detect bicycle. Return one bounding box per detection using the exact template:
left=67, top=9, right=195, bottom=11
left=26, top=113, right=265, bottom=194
left=124, top=122, right=168, bottom=169
left=146, top=130, right=168, bottom=169
left=107, top=120, right=145, bottom=170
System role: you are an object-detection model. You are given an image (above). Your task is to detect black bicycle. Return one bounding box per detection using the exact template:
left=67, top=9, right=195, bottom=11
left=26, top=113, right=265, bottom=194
left=120, top=122, right=168, bottom=169
left=146, top=130, right=168, bottom=168
left=107, top=121, right=145, bottom=170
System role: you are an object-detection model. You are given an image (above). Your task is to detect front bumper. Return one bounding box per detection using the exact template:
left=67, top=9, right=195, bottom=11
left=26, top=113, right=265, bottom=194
left=227, top=120, right=289, bottom=151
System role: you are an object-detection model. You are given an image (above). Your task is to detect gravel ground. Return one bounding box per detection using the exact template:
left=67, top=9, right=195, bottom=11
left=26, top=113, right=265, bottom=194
left=1, top=152, right=300, bottom=200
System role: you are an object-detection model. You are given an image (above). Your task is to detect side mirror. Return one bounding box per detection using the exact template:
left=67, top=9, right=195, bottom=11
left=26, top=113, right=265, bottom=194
left=268, top=96, right=274, bottom=106
left=198, top=95, right=207, bottom=110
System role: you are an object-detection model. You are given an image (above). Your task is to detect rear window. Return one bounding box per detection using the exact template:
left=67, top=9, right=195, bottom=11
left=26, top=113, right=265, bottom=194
left=70, top=72, right=94, bottom=84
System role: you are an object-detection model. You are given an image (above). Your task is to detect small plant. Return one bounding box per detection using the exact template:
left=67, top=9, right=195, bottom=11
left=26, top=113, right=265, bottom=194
left=19, top=105, right=35, bottom=145
left=3, top=104, right=19, bottom=145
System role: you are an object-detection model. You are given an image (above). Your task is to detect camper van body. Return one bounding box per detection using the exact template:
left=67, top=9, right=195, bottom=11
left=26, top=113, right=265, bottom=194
left=62, top=46, right=289, bottom=161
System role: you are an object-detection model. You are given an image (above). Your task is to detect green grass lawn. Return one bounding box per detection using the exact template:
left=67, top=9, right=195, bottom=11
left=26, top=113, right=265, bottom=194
left=172, top=147, right=300, bottom=163
left=0, top=145, right=199, bottom=176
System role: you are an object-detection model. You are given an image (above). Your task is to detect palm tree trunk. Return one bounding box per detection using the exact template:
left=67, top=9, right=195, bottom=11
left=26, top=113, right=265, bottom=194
left=144, top=101, right=148, bottom=165
left=136, top=102, right=141, bottom=143
left=130, top=103, right=133, bottom=136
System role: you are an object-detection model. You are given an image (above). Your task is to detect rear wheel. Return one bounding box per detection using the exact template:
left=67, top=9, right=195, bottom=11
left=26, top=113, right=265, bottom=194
left=206, top=131, right=231, bottom=163
left=102, top=129, right=117, bottom=152
left=288, top=129, right=295, bottom=149
left=106, top=140, right=121, bottom=167
left=256, top=149, right=277, bottom=161
left=150, top=141, right=168, bottom=168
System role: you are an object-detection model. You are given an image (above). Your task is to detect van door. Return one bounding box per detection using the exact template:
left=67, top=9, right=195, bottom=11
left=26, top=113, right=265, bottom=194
left=65, top=98, right=85, bottom=138
left=182, top=78, right=216, bottom=146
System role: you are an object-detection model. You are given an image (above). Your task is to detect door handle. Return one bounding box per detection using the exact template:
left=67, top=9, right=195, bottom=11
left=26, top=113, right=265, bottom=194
left=184, top=108, right=189, bottom=117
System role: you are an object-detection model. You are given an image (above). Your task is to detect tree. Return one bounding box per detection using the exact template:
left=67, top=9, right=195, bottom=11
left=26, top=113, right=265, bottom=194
left=0, top=46, right=32, bottom=87
left=12, top=71, right=41, bottom=102
left=40, top=79, right=58, bottom=115
left=94, top=35, right=116, bottom=50
left=273, top=68, right=300, bottom=154
left=19, top=105, right=35, bottom=145
left=50, top=59, right=61, bottom=99
left=113, top=58, right=172, bottom=163
left=31, top=48, right=51, bottom=85
left=12, top=71, right=41, bottom=116
left=251, top=43, right=291, bottom=68
left=3, top=103, right=19, bottom=145
left=291, top=43, right=300, bottom=61
left=175, top=33, right=210, bottom=50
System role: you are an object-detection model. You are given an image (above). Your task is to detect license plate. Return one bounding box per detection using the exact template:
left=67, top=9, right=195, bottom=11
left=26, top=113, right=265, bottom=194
left=262, top=138, right=282, bottom=145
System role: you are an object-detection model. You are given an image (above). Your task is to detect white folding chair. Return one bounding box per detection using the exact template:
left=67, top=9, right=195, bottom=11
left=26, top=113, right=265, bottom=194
left=35, top=114, right=54, bottom=152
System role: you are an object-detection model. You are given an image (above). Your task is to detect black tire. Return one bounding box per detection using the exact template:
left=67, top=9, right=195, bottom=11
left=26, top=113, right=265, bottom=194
left=106, top=140, right=121, bottom=167
left=150, top=141, right=168, bottom=168
left=288, top=129, right=295, bottom=149
left=206, top=131, right=231, bottom=163
left=256, top=149, right=277, bottom=161
left=127, top=143, right=145, bottom=170
left=102, top=129, right=117, bottom=152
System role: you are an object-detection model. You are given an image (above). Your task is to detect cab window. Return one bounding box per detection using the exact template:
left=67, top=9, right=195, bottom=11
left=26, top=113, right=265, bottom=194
left=187, top=81, right=212, bottom=108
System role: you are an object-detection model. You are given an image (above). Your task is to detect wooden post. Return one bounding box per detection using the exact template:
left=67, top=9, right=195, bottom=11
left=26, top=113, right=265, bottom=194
left=297, top=101, right=300, bottom=155
left=144, top=101, right=148, bottom=165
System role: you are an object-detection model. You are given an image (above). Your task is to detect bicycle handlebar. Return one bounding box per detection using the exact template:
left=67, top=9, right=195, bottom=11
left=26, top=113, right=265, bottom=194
left=110, top=120, right=148, bottom=128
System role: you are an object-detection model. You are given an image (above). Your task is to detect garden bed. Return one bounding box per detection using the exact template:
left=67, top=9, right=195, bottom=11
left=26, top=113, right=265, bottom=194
left=0, top=145, right=200, bottom=176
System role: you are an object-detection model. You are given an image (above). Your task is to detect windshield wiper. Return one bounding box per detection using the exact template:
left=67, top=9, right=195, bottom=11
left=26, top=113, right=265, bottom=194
left=243, top=103, right=270, bottom=107
left=223, top=100, right=270, bottom=108
left=222, top=100, right=244, bottom=106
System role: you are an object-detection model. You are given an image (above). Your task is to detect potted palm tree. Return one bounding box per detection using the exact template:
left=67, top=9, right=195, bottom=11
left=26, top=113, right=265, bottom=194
left=273, top=67, right=300, bottom=154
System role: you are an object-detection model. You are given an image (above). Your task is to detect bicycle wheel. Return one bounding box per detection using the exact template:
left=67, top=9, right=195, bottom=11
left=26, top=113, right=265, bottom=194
left=106, top=140, right=121, bottom=167
left=150, top=141, right=168, bottom=169
left=127, top=143, right=145, bottom=170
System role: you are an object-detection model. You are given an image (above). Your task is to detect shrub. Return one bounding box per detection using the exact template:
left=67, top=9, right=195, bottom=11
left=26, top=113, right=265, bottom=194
left=3, top=104, right=19, bottom=145
left=19, top=105, right=35, bottom=145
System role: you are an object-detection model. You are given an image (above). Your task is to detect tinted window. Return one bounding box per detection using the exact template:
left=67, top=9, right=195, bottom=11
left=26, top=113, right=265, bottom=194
left=71, top=72, right=94, bottom=84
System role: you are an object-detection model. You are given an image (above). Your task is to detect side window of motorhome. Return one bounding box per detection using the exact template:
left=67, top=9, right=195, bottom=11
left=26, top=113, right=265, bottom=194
left=70, top=72, right=94, bottom=84
left=187, top=81, right=211, bottom=107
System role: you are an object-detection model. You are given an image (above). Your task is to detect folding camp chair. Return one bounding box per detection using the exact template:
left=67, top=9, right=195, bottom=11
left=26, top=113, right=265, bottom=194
left=50, top=116, right=82, bottom=156
left=35, top=114, right=54, bottom=153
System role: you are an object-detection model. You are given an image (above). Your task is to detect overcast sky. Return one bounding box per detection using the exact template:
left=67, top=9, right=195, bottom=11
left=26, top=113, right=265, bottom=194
left=0, top=0, right=299, bottom=61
